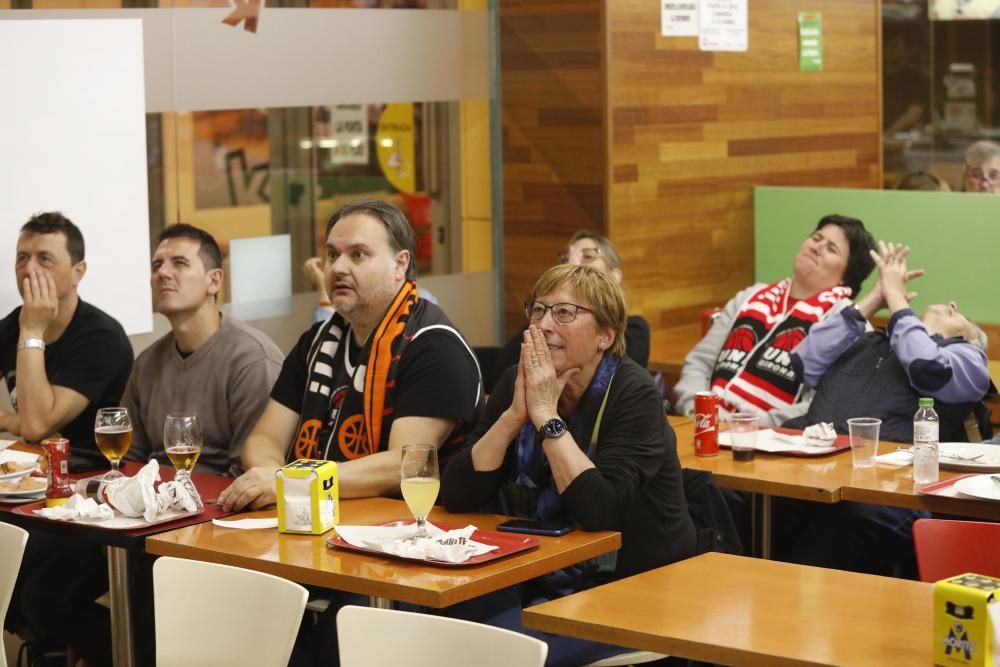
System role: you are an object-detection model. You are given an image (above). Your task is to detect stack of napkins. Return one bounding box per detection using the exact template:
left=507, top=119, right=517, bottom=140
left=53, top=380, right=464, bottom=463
left=334, top=523, right=499, bottom=563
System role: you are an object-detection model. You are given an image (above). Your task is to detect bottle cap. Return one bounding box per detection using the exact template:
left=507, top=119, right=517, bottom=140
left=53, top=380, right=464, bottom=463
left=918, top=397, right=934, bottom=407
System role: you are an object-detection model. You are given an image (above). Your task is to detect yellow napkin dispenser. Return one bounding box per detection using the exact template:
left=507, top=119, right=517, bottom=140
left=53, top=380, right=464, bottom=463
left=276, top=459, right=339, bottom=535
left=934, top=573, right=1000, bottom=667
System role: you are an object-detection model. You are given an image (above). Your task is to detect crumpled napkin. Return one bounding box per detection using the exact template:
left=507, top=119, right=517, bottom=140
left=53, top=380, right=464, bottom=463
left=103, top=460, right=202, bottom=521
left=802, top=422, right=837, bottom=446
left=334, top=523, right=499, bottom=563
left=36, top=494, right=114, bottom=521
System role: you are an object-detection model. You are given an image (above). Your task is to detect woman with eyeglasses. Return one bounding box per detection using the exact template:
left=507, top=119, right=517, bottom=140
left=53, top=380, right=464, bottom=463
left=495, top=232, right=650, bottom=384
left=962, top=140, right=1000, bottom=194
left=441, top=264, right=695, bottom=666
left=673, top=215, right=877, bottom=426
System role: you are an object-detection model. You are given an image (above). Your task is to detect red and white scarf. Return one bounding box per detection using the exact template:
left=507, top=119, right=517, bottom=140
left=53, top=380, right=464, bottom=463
left=709, top=279, right=851, bottom=417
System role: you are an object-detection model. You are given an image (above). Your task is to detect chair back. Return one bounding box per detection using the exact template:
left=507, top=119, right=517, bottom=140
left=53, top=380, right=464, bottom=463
left=913, top=518, right=1000, bottom=582
left=153, top=557, right=307, bottom=667
left=337, top=605, right=547, bottom=667
left=0, top=523, right=28, bottom=667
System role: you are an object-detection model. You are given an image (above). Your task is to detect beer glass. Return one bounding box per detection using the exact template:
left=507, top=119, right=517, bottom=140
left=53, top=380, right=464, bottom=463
left=163, top=413, right=203, bottom=485
left=400, top=444, right=439, bottom=538
left=94, top=407, right=133, bottom=480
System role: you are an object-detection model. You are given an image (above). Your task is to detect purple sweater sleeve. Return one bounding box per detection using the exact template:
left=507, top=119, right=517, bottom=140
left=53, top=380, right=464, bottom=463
left=791, top=307, right=866, bottom=388
left=888, top=309, right=990, bottom=403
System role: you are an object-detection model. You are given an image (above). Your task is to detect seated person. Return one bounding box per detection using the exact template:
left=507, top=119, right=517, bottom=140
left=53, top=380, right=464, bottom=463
left=123, top=224, right=283, bottom=476
left=441, top=264, right=695, bottom=665
left=673, top=214, right=876, bottom=426
left=217, top=200, right=482, bottom=665
left=962, top=140, right=1000, bottom=194
left=775, top=242, right=992, bottom=575
left=0, top=212, right=132, bottom=667
left=894, top=171, right=950, bottom=192
left=497, top=231, right=650, bottom=372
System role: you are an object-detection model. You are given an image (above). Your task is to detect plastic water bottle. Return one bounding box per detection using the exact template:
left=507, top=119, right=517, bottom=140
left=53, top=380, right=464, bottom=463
left=913, top=397, right=940, bottom=485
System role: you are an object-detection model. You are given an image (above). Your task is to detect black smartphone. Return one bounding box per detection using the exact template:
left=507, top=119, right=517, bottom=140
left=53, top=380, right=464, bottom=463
left=495, top=518, right=575, bottom=537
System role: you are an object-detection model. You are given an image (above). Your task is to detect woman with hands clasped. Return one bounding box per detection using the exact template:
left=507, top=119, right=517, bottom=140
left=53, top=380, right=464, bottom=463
left=440, top=265, right=695, bottom=666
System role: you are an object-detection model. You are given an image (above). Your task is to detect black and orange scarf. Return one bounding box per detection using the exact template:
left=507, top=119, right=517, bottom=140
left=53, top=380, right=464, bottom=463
left=289, top=281, right=480, bottom=462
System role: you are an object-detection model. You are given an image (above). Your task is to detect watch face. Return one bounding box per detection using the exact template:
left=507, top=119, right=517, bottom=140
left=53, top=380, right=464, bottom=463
left=542, top=418, right=567, bottom=439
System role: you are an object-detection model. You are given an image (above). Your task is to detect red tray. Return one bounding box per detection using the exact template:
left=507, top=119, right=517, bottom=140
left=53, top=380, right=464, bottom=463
left=917, top=474, right=979, bottom=497
left=12, top=502, right=205, bottom=531
left=326, top=519, right=540, bottom=567
left=718, top=426, right=852, bottom=457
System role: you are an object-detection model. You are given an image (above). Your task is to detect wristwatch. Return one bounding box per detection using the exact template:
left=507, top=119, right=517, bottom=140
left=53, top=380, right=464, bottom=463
left=537, top=417, right=568, bottom=441
left=16, top=338, right=45, bottom=352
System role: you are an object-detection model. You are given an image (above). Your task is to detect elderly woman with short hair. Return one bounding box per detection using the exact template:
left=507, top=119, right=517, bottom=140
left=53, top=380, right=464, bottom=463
left=441, top=264, right=694, bottom=666
left=963, top=140, right=1000, bottom=194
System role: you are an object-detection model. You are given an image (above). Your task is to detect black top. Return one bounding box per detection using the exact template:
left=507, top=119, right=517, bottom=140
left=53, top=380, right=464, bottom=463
left=271, top=321, right=481, bottom=460
left=0, top=300, right=133, bottom=462
left=496, top=315, right=651, bottom=379
left=441, top=356, right=695, bottom=579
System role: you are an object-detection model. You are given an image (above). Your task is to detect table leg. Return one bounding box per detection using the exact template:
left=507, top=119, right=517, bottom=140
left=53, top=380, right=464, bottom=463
left=368, top=596, right=394, bottom=609
left=107, top=546, right=134, bottom=667
left=760, top=494, right=772, bottom=560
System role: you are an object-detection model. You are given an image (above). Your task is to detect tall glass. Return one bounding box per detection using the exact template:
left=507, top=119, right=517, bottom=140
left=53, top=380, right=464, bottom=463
left=94, top=407, right=132, bottom=480
left=163, top=413, right=203, bottom=486
left=400, top=444, right=439, bottom=538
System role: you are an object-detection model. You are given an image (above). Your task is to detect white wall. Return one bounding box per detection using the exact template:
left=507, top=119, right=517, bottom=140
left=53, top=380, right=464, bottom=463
left=0, top=19, right=152, bottom=334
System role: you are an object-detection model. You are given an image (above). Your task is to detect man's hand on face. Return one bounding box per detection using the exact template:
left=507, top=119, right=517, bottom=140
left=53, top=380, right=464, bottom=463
left=19, top=270, right=59, bottom=339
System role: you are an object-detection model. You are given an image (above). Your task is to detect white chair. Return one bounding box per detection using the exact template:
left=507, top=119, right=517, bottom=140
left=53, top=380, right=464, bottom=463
left=0, top=523, right=28, bottom=667
left=337, top=605, right=547, bottom=667
left=582, top=650, right=669, bottom=666
left=153, top=557, right=307, bottom=667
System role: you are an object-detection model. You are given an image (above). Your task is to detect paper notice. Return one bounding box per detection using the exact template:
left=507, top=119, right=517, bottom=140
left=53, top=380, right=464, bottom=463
left=698, top=0, right=748, bottom=52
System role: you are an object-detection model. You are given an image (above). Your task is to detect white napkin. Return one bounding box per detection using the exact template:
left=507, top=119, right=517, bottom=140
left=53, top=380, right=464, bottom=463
left=103, top=460, right=202, bottom=521
left=35, top=494, right=114, bottom=521
left=212, top=517, right=279, bottom=530
left=334, top=523, right=499, bottom=563
left=874, top=450, right=913, bottom=467
left=720, top=429, right=838, bottom=454
left=801, top=422, right=837, bottom=446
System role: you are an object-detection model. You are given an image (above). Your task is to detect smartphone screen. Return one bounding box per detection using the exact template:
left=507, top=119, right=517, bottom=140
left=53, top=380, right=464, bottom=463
left=495, top=518, right=575, bottom=537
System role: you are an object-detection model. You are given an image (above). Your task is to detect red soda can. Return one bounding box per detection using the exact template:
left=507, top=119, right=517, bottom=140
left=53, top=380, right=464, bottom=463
left=694, top=392, right=719, bottom=456
left=42, top=437, right=72, bottom=507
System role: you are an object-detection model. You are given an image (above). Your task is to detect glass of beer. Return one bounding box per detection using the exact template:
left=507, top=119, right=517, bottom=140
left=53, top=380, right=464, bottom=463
left=94, top=407, right=133, bottom=480
left=163, top=413, right=202, bottom=485
left=400, top=444, right=439, bottom=539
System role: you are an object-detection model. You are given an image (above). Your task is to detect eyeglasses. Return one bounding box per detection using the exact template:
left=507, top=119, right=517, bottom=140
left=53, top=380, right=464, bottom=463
left=524, top=300, right=593, bottom=324
left=556, top=247, right=602, bottom=264
left=965, top=166, right=1000, bottom=184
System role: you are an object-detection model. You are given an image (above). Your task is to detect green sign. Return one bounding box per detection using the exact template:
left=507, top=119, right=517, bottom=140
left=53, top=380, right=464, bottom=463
left=798, top=12, right=823, bottom=72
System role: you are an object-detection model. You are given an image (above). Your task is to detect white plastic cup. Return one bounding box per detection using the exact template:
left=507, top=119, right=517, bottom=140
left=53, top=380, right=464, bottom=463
left=729, top=412, right=759, bottom=462
left=847, top=417, right=882, bottom=469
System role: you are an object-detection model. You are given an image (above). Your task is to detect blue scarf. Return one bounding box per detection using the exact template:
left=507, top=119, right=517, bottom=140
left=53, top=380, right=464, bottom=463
left=513, top=354, right=621, bottom=521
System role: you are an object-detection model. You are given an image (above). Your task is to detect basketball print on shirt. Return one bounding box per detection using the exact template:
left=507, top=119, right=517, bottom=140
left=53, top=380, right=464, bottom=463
left=715, top=324, right=759, bottom=375
left=753, top=326, right=806, bottom=383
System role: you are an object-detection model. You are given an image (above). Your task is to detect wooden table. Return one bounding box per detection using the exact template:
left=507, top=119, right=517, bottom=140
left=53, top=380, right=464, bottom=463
left=145, top=497, right=621, bottom=608
left=523, top=552, right=932, bottom=667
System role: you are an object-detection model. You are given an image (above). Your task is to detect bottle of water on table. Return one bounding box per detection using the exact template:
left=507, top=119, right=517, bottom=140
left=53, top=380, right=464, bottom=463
left=913, top=397, right=939, bottom=485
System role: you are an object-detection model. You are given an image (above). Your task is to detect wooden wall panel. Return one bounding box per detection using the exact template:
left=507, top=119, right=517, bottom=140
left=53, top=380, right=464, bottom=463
left=500, top=0, right=605, bottom=335
left=606, top=0, right=881, bottom=330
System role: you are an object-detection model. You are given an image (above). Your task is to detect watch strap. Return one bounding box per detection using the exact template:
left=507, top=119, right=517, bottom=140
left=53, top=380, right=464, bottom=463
left=17, top=338, right=45, bottom=352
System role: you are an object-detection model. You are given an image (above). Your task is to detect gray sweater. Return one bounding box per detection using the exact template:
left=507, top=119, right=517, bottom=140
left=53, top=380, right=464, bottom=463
left=122, top=314, right=283, bottom=476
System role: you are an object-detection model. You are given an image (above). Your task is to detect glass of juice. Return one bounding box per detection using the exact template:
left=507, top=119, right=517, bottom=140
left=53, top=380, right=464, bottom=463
left=400, top=443, right=439, bottom=538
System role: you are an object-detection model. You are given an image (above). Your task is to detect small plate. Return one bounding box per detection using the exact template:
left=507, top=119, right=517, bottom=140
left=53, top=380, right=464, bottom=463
left=0, top=476, right=48, bottom=497
left=0, top=462, right=40, bottom=482
left=326, top=520, right=540, bottom=567
left=938, top=443, right=1000, bottom=473
left=0, top=490, right=45, bottom=504
left=952, top=474, right=1000, bottom=502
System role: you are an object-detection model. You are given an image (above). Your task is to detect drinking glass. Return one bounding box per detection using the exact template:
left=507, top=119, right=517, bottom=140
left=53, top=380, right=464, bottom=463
left=729, top=412, right=759, bottom=462
left=847, top=417, right=882, bottom=469
left=94, top=407, right=133, bottom=480
left=400, top=444, right=439, bottom=538
left=163, top=413, right=203, bottom=488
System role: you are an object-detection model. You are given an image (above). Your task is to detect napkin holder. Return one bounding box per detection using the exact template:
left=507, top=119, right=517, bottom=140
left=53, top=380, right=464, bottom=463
left=934, top=573, right=1000, bottom=667
left=276, top=459, right=338, bottom=535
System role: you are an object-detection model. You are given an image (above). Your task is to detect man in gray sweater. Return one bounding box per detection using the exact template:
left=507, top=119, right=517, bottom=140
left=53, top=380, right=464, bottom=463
left=123, top=224, right=283, bottom=476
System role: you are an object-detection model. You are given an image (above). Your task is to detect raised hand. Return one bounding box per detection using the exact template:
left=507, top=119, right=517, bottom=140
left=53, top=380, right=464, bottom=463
left=523, top=326, right=580, bottom=427
left=869, top=241, right=924, bottom=312
left=19, top=270, right=59, bottom=338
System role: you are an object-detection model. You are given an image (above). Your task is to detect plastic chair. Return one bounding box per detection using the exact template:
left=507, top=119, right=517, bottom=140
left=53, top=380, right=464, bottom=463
left=153, top=557, right=307, bottom=667
left=337, top=605, right=547, bottom=667
left=913, top=518, right=1000, bottom=582
left=0, top=523, right=28, bottom=667
left=582, top=650, right=669, bottom=666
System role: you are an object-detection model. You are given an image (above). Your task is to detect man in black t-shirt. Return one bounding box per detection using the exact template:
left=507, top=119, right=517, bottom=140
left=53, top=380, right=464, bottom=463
left=220, top=199, right=481, bottom=512
left=0, top=212, right=132, bottom=464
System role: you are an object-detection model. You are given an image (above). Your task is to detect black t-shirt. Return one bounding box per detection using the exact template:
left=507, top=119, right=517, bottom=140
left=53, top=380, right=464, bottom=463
left=271, top=320, right=481, bottom=461
left=0, top=300, right=133, bottom=461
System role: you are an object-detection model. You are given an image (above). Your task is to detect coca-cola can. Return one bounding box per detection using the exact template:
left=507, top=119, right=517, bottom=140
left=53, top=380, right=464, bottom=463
left=694, top=392, right=719, bottom=456
left=42, top=437, right=72, bottom=506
